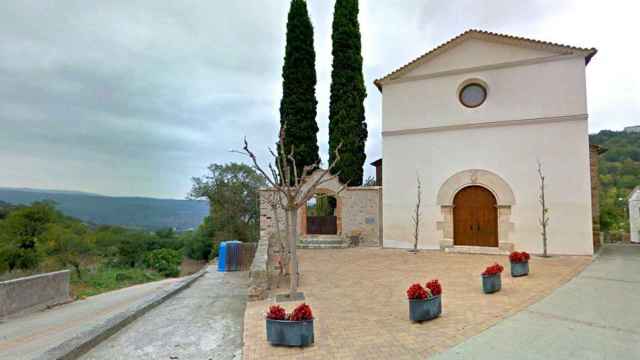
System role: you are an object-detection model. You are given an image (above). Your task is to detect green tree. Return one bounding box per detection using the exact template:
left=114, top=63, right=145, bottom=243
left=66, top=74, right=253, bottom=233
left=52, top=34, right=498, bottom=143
left=328, top=0, right=367, bottom=185
left=43, top=222, right=94, bottom=279
left=0, top=201, right=58, bottom=270
left=182, top=216, right=217, bottom=260
left=590, top=130, right=640, bottom=232
left=279, top=0, right=320, bottom=179
left=190, top=163, right=266, bottom=243
left=155, top=227, right=176, bottom=239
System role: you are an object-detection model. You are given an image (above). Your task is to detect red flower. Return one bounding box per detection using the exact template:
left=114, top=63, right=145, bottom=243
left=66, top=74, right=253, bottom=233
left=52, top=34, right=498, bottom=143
left=406, top=283, right=428, bottom=299
left=290, top=303, right=313, bottom=321
left=509, top=251, right=530, bottom=263
left=266, top=305, right=286, bottom=320
left=482, top=263, right=504, bottom=276
left=425, top=279, right=442, bottom=296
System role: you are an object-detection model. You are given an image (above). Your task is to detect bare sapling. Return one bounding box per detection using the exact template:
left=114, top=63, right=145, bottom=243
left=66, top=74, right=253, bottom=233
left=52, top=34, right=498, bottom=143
left=411, top=173, right=422, bottom=253
left=537, top=160, right=550, bottom=257
left=237, top=127, right=344, bottom=298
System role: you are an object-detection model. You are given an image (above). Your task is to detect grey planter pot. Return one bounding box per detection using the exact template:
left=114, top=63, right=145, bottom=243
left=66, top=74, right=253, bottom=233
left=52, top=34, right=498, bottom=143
left=510, top=261, right=529, bottom=277
left=409, top=295, right=442, bottom=322
left=266, top=319, right=314, bottom=347
left=482, top=274, right=502, bottom=294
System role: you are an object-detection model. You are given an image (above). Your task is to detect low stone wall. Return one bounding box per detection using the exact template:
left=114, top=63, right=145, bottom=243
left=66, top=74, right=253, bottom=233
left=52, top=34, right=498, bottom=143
left=0, top=270, right=71, bottom=317
left=247, top=235, right=270, bottom=301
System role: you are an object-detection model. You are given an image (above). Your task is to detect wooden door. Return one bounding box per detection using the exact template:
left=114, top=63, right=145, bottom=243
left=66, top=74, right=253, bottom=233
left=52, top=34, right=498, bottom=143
left=453, top=186, right=498, bottom=247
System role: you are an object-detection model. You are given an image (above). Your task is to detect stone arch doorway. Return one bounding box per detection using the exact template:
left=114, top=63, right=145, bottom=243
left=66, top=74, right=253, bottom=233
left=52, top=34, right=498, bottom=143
left=453, top=186, right=498, bottom=247
left=436, top=169, right=515, bottom=251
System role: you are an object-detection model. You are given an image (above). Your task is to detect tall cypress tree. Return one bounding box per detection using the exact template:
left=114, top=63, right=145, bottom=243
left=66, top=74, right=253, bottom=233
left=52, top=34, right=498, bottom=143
left=279, top=0, right=320, bottom=180
left=328, top=0, right=367, bottom=186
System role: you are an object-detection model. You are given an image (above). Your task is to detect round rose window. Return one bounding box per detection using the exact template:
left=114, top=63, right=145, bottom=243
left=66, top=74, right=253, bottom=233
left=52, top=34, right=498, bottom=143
left=459, top=83, right=487, bottom=108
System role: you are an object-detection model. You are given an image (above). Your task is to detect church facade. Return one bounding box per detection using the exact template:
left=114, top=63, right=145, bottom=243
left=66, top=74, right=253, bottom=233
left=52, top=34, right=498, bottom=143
left=374, top=30, right=597, bottom=255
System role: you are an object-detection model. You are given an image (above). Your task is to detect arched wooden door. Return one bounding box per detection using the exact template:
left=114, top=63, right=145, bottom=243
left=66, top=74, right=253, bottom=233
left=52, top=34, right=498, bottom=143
left=453, top=186, right=498, bottom=247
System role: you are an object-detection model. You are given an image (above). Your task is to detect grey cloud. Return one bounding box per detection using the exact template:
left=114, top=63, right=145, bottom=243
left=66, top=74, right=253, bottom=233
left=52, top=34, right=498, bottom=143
left=0, top=1, right=635, bottom=197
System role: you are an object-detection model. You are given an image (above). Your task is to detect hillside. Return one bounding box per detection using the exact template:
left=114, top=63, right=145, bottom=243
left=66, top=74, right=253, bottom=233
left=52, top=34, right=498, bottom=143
left=590, top=129, right=640, bottom=232
left=0, top=188, right=208, bottom=231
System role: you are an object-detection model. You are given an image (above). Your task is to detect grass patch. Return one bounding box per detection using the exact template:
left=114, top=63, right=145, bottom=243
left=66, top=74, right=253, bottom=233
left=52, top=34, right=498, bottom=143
left=71, top=265, right=164, bottom=299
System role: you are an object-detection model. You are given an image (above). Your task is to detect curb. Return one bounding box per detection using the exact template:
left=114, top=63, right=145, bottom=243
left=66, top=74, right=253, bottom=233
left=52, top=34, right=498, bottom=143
left=36, top=267, right=209, bottom=360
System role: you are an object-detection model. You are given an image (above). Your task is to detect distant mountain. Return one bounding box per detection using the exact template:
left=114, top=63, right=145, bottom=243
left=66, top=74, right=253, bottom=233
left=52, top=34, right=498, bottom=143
left=0, top=188, right=209, bottom=231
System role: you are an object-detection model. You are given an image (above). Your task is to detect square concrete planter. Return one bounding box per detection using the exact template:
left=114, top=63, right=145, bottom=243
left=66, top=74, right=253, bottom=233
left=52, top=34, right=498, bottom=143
left=266, top=319, right=314, bottom=347
left=482, top=274, right=502, bottom=294
left=510, top=261, right=529, bottom=277
left=409, top=295, right=442, bottom=322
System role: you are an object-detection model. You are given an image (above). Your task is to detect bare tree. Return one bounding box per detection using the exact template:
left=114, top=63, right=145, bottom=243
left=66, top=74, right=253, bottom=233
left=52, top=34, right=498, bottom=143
left=411, top=173, right=422, bottom=253
left=537, top=160, right=550, bottom=257
left=237, top=128, right=344, bottom=298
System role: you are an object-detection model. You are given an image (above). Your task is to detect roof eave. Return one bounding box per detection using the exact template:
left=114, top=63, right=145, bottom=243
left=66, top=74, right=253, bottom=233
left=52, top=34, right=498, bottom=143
left=373, top=30, right=598, bottom=91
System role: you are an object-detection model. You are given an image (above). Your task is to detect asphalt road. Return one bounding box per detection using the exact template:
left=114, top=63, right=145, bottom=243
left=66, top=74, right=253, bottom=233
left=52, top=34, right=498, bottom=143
left=0, top=277, right=180, bottom=360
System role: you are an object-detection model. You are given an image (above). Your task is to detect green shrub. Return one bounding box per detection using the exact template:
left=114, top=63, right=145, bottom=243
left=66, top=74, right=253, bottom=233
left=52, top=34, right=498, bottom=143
left=71, top=265, right=164, bottom=298
left=182, top=230, right=214, bottom=261
left=143, top=249, right=182, bottom=277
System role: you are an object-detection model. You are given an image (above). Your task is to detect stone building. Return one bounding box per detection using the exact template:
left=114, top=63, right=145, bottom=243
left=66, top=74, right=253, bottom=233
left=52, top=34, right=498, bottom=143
left=258, top=169, right=381, bottom=250
left=374, top=30, right=597, bottom=255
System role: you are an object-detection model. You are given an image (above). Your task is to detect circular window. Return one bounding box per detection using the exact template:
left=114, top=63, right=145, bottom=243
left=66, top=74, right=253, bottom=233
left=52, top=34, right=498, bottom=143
left=459, top=83, right=487, bottom=108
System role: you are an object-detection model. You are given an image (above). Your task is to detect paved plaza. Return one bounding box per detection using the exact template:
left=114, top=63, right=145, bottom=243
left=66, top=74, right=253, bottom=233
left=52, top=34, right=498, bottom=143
left=243, top=248, right=591, bottom=359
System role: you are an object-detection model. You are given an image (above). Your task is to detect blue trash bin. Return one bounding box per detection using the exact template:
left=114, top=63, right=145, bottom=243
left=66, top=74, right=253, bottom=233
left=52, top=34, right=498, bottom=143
left=217, top=241, right=228, bottom=272
left=218, top=240, right=243, bottom=272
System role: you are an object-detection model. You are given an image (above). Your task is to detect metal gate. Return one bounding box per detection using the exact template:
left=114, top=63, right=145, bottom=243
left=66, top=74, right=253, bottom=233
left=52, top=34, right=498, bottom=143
left=306, top=215, right=337, bottom=235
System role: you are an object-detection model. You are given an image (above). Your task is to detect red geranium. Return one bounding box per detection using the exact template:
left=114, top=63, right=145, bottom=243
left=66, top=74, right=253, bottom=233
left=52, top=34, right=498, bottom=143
left=482, top=263, right=504, bottom=276
left=425, top=279, right=442, bottom=296
left=266, top=305, right=286, bottom=320
left=406, top=283, right=428, bottom=299
left=289, top=303, right=313, bottom=321
left=509, top=251, right=530, bottom=263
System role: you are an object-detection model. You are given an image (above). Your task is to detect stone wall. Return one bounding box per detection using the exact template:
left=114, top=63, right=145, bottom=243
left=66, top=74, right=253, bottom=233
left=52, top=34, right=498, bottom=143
left=259, top=186, right=382, bottom=249
left=0, top=270, right=71, bottom=317
left=341, top=188, right=383, bottom=247
left=251, top=178, right=382, bottom=298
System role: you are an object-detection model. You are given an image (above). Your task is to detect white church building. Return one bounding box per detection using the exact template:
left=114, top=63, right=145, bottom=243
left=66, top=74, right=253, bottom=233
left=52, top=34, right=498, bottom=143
left=374, top=30, right=598, bottom=255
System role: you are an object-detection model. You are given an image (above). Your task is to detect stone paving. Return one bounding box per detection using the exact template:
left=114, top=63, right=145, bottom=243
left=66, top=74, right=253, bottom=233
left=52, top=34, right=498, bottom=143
left=243, top=248, right=591, bottom=359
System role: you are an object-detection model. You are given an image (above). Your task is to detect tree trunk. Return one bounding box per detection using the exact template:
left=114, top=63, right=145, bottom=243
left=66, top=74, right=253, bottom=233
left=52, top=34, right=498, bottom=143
left=287, top=207, right=299, bottom=298
left=271, top=201, right=285, bottom=288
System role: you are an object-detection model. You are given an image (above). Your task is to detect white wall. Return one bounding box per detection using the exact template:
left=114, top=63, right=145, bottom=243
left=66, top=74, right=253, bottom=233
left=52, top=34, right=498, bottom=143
left=380, top=45, right=593, bottom=255
left=403, top=38, right=557, bottom=77
left=383, top=57, right=587, bottom=132
left=382, top=119, right=593, bottom=255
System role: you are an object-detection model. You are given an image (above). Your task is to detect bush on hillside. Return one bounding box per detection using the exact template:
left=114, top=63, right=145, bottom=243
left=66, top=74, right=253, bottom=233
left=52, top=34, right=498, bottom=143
left=143, top=248, right=182, bottom=277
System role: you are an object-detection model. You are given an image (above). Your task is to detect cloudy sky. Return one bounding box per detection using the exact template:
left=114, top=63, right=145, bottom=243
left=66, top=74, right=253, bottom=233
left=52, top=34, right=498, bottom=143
left=1, top=1, right=638, bottom=198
